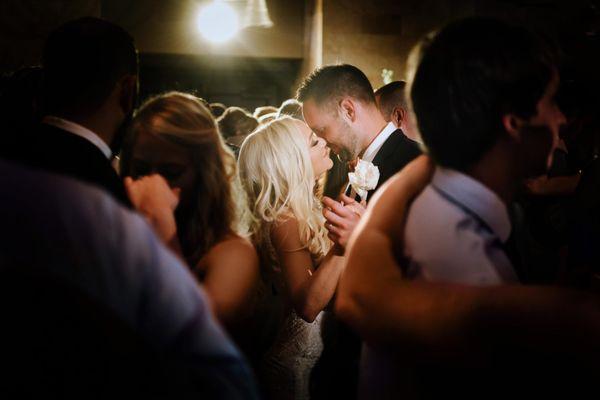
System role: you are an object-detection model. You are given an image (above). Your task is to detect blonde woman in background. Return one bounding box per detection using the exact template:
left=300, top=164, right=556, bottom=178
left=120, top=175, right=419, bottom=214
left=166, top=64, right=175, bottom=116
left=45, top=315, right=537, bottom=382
left=120, top=92, right=259, bottom=331
left=238, top=116, right=345, bottom=400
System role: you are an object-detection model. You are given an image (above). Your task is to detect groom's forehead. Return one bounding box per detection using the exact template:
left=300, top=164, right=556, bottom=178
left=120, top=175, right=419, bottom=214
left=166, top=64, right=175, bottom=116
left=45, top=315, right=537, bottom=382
left=304, top=99, right=333, bottom=125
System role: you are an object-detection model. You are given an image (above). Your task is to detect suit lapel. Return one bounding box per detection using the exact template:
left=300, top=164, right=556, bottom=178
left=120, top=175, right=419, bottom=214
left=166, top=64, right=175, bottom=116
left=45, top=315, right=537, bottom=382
left=371, top=129, right=404, bottom=170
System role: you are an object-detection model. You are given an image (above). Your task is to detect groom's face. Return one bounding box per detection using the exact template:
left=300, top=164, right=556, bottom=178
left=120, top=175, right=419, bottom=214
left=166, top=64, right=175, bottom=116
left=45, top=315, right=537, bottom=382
left=303, top=98, right=359, bottom=162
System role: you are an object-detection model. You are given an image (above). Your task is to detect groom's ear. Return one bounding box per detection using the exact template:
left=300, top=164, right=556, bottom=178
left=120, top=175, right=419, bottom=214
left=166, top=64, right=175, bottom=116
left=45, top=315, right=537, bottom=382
left=118, top=74, right=138, bottom=115
left=339, top=97, right=356, bottom=122
left=391, top=107, right=405, bottom=128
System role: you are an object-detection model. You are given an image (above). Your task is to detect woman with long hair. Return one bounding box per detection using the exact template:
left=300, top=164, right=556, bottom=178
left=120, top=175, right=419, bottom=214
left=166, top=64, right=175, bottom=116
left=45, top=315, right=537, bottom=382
left=238, top=116, right=345, bottom=399
left=120, top=92, right=258, bottom=328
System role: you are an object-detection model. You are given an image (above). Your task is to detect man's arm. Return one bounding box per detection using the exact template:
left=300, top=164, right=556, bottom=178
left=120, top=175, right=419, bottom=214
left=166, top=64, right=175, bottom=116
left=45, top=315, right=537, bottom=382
left=335, top=156, right=600, bottom=363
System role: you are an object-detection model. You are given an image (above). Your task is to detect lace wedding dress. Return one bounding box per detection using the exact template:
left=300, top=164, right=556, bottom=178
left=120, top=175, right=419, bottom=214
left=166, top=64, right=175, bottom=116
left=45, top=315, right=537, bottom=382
left=256, top=233, right=326, bottom=400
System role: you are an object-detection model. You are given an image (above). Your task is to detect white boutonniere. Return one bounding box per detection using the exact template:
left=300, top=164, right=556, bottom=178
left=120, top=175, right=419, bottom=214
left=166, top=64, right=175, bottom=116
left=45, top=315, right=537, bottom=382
left=348, top=159, right=380, bottom=202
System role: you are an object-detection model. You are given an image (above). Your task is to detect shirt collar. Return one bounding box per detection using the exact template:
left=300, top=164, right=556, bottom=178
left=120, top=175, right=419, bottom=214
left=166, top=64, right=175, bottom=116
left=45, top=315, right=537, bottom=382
left=362, top=122, right=396, bottom=163
left=42, top=116, right=112, bottom=159
left=432, top=167, right=511, bottom=241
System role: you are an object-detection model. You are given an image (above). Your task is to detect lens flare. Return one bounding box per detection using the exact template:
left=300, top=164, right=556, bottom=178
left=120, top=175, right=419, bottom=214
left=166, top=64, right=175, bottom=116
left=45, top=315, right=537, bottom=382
left=197, top=1, right=239, bottom=43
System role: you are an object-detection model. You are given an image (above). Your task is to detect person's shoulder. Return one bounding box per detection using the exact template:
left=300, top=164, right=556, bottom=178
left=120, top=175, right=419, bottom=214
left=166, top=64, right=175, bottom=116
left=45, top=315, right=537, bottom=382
left=204, top=234, right=259, bottom=266
left=220, top=234, right=257, bottom=256
left=376, top=130, right=421, bottom=178
left=406, top=182, right=470, bottom=238
left=390, top=130, right=422, bottom=157
left=270, top=214, right=306, bottom=252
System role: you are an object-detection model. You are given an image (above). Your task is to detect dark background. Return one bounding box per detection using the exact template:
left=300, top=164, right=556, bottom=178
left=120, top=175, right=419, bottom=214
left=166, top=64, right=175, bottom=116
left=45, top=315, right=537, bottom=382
left=1, top=0, right=600, bottom=110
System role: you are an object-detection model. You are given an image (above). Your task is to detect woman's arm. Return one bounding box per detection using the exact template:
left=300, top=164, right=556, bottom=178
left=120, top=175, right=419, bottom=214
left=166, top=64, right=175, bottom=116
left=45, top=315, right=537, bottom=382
left=272, top=217, right=345, bottom=323
left=199, top=236, right=260, bottom=326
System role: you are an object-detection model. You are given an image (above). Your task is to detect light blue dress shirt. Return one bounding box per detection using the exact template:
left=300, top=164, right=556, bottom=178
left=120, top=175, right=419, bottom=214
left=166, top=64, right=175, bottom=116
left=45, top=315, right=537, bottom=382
left=404, top=166, right=519, bottom=285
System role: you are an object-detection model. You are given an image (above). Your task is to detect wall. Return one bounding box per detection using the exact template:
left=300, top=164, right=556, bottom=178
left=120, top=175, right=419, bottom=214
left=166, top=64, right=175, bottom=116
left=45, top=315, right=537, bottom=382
left=318, top=0, right=598, bottom=89
left=102, top=0, right=305, bottom=58
left=321, top=0, right=475, bottom=88
left=2, top=1, right=598, bottom=104
left=0, top=0, right=101, bottom=72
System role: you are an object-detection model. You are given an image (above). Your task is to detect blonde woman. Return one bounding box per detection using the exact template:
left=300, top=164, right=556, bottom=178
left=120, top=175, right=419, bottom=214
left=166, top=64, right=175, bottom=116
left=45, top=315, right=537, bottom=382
left=120, top=92, right=259, bottom=329
left=238, top=116, right=344, bottom=399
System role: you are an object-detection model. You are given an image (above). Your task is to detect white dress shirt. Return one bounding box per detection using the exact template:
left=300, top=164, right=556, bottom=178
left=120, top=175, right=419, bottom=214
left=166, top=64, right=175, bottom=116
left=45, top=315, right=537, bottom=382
left=404, top=166, right=519, bottom=285
left=43, top=115, right=112, bottom=159
left=346, top=122, right=398, bottom=199
left=361, top=121, right=397, bottom=162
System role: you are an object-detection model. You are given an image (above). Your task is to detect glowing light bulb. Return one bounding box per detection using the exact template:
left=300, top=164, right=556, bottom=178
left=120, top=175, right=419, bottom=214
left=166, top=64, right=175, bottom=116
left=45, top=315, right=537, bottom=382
left=197, top=1, right=240, bottom=44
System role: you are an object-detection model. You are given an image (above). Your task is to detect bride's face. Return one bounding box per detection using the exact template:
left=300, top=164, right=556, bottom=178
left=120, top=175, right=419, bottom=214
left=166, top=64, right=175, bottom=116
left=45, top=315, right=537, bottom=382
left=296, top=120, right=333, bottom=177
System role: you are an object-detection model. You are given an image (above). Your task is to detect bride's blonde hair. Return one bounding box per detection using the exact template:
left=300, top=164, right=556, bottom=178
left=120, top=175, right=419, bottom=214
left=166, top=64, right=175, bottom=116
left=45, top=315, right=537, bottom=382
left=238, top=117, right=330, bottom=258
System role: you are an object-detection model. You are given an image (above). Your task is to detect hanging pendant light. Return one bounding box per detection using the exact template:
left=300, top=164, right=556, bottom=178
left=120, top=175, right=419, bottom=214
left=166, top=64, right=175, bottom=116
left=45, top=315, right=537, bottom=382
left=242, top=0, right=273, bottom=28
left=196, top=0, right=240, bottom=43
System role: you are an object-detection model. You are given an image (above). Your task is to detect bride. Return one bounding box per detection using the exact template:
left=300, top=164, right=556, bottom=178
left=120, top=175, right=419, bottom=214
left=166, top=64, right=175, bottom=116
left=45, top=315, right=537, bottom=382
left=238, top=116, right=345, bottom=399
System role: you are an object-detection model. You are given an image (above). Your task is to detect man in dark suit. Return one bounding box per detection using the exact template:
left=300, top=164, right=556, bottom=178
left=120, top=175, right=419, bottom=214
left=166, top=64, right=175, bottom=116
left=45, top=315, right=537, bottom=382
left=298, top=64, right=421, bottom=249
left=296, top=64, right=421, bottom=399
left=14, top=17, right=138, bottom=207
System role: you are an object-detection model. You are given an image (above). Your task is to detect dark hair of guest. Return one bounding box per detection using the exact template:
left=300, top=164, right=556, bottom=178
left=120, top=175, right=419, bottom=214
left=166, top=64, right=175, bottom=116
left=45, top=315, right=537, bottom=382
left=409, top=17, right=557, bottom=171
left=296, top=64, right=376, bottom=108
left=217, top=107, right=259, bottom=139
left=374, top=81, right=407, bottom=121
left=42, top=17, right=138, bottom=116
left=277, top=99, right=303, bottom=120
left=210, top=102, right=227, bottom=118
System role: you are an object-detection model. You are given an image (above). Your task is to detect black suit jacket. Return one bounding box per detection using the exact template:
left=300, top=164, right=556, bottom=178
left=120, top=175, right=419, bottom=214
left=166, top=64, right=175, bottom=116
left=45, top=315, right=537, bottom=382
left=315, top=129, right=421, bottom=398
left=14, top=123, right=131, bottom=208
left=366, top=128, right=422, bottom=201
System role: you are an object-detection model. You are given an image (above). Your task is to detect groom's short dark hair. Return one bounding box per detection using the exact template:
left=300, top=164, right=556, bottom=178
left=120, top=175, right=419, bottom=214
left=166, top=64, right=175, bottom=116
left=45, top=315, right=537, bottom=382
left=296, top=64, right=376, bottom=109
left=42, top=17, right=138, bottom=116
left=409, top=17, right=557, bottom=171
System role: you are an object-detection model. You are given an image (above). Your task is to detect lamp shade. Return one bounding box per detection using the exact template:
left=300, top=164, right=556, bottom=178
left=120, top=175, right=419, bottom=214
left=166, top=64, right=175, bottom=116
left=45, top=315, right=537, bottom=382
left=243, top=0, right=273, bottom=28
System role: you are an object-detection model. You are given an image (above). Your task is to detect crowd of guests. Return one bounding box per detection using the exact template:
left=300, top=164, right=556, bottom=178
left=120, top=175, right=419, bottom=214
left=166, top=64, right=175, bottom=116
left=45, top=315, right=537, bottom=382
left=0, top=15, right=599, bottom=399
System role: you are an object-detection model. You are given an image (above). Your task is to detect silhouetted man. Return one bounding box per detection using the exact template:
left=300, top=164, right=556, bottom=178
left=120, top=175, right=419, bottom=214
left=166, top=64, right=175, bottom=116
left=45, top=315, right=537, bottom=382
left=0, top=159, right=259, bottom=398
left=335, top=18, right=600, bottom=399
left=15, top=17, right=138, bottom=206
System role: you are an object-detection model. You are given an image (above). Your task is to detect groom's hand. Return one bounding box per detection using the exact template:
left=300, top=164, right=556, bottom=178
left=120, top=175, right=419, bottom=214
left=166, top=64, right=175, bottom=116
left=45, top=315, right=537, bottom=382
left=322, top=195, right=365, bottom=251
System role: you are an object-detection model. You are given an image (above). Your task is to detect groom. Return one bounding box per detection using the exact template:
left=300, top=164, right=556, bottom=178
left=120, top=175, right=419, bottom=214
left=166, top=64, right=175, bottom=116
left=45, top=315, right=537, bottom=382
left=298, top=64, right=421, bottom=250
left=296, top=64, right=421, bottom=399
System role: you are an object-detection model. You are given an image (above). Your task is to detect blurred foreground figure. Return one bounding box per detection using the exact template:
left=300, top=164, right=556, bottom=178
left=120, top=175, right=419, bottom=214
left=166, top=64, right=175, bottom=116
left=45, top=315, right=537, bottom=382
left=337, top=16, right=600, bottom=399
left=0, top=160, right=258, bottom=399
left=338, top=156, right=600, bottom=398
